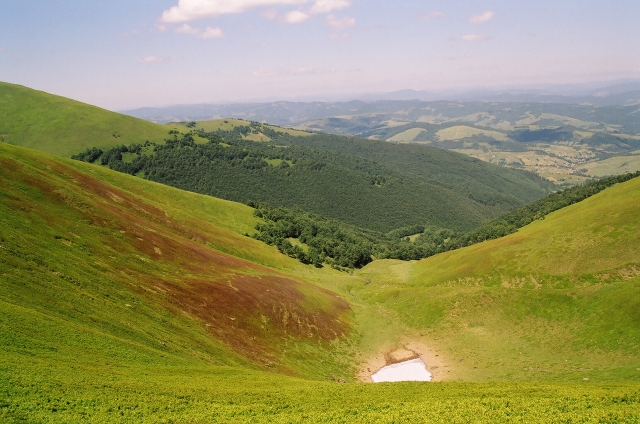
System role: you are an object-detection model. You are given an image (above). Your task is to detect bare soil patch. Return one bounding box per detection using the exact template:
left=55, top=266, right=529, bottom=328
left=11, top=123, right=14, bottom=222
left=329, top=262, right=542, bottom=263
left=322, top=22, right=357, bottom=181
left=358, top=340, right=449, bottom=382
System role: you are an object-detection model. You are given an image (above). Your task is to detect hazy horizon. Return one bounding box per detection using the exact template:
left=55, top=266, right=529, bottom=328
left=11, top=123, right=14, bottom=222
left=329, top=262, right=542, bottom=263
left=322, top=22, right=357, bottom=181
left=2, top=0, right=640, bottom=110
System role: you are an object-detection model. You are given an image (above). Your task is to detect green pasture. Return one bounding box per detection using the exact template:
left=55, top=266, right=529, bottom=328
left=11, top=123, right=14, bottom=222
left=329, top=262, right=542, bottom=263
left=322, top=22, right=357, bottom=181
left=0, top=82, right=169, bottom=157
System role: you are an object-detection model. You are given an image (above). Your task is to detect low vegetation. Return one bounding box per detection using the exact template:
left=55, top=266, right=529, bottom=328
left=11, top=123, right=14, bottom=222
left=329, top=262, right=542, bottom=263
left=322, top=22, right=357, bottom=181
left=2, top=141, right=640, bottom=421
left=0, top=82, right=168, bottom=157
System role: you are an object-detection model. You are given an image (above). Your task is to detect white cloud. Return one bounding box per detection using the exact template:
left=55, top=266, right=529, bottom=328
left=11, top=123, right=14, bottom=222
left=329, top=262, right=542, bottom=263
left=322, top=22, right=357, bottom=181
left=283, top=10, right=309, bottom=23
left=161, top=0, right=351, bottom=22
left=175, top=23, right=201, bottom=35
left=326, top=14, right=355, bottom=29
left=469, top=11, right=495, bottom=24
left=460, top=34, right=490, bottom=42
left=328, top=33, right=350, bottom=40
left=175, top=24, right=224, bottom=38
left=421, top=11, right=445, bottom=21
left=139, top=56, right=174, bottom=64
left=162, top=0, right=310, bottom=22
left=200, top=26, right=225, bottom=38
left=309, top=0, right=350, bottom=14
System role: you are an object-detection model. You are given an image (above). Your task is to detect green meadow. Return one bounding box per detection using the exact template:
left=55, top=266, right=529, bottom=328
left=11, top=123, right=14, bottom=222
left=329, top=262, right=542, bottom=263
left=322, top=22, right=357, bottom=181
left=1, top=83, right=639, bottom=423
left=0, top=82, right=169, bottom=157
left=2, top=139, right=640, bottom=421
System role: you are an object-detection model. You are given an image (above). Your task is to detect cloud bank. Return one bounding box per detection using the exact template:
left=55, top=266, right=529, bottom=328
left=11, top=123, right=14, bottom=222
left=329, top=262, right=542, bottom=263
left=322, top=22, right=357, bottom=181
left=175, top=23, right=224, bottom=38
left=161, top=0, right=350, bottom=22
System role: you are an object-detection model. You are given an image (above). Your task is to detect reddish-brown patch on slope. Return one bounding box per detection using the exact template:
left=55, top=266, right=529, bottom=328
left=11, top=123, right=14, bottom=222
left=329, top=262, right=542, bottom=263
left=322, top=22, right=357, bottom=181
left=2, top=151, right=351, bottom=370
left=157, top=274, right=350, bottom=371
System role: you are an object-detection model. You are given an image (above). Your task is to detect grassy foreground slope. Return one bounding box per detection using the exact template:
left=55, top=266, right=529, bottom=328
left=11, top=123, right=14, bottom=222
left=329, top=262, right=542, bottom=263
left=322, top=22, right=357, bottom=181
left=357, top=176, right=640, bottom=382
left=0, top=82, right=168, bottom=157
left=0, top=141, right=353, bottom=379
left=1, top=143, right=639, bottom=421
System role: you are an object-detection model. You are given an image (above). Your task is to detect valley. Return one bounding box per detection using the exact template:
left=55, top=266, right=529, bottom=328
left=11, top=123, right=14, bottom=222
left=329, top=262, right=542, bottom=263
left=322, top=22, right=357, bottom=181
left=1, top=83, right=639, bottom=422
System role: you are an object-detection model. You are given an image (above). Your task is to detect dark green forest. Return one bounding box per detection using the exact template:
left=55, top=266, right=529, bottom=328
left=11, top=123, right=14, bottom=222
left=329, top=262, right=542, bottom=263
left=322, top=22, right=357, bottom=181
left=72, top=127, right=551, bottom=233
left=251, top=171, right=640, bottom=268
left=71, top=127, right=637, bottom=269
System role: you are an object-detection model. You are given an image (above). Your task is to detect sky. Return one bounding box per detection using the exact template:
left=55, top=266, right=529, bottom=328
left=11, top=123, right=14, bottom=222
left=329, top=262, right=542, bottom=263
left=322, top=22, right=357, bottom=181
left=1, top=0, right=640, bottom=110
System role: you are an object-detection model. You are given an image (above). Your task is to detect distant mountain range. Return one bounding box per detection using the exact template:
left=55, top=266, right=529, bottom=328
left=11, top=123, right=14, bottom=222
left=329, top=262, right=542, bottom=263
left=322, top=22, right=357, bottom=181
left=121, top=79, right=640, bottom=125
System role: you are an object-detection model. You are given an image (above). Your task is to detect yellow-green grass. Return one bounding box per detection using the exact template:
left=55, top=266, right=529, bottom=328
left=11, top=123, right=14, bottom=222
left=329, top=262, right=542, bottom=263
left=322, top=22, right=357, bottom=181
left=435, top=126, right=510, bottom=142
left=2, top=142, right=640, bottom=421
left=4, top=357, right=639, bottom=423
left=354, top=177, right=640, bottom=382
left=168, top=118, right=312, bottom=140
left=586, top=154, right=640, bottom=177
left=387, top=128, right=426, bottom=142
left=0, top=82, right=169, bottom=157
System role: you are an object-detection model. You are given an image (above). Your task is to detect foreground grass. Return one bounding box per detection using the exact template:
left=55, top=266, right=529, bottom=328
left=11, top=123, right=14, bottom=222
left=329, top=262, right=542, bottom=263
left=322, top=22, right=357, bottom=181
left=2, top=357, right=639, bottom=423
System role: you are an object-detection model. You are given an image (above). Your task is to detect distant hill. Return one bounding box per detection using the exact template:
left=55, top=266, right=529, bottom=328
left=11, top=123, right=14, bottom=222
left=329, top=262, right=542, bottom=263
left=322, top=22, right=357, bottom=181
left=0, top=81, right=168, bottom=157
left=121, top=98, right=640, bottom=187
left=74, top=121, right=553, bottom=233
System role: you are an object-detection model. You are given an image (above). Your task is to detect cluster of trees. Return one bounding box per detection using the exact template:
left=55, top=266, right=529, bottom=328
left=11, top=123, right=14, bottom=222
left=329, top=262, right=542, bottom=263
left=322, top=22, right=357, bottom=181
left=251, top=171, right=640, bottom=268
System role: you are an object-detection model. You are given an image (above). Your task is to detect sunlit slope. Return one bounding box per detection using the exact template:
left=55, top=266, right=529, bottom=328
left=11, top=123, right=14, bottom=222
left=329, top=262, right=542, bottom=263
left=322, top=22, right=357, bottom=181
left=167, top=118, right=312, bottom=140
left=0, top=82, right=169, bottom=157
left=358, top=177, right=640, bottom=381
left=414, top=176, right=640, bottom=282
left=0, top=142, right=351, bottom=379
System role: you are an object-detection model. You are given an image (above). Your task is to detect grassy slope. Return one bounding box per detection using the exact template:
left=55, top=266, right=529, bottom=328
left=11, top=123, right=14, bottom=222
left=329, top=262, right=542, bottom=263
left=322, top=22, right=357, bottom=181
left=0, top=82, right=169, bottom=157
left=357, top=176, right=640, bottom=382
left=0, top=142, right=354, bottom=379
left=167, top=118, right=312, bottom=140
left=1, top=143, right=639, bottom=421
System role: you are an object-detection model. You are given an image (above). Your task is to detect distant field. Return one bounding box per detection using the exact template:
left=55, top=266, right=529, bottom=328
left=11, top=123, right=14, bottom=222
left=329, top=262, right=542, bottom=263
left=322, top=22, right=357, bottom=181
left=436, top=125, right=510, bottom=142
left=167, top=118, right=312, bottom=141
left=585, top=153, right=640, bottom=177
left=388, top=128, right=426, bottom=142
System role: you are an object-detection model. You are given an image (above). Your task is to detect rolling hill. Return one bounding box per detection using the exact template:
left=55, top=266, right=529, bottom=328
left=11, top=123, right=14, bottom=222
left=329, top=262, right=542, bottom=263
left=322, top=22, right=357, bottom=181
left=1, top=82, right=553, bottom=235
left=0, top=82, right=169, bottom=157
left=74, top=123, right=553, bottom=234
left=357, top=174, right=640, bottom=382
left=1, top=142, right=640, bottom=421
left=123, top=98, right=640, bottom=187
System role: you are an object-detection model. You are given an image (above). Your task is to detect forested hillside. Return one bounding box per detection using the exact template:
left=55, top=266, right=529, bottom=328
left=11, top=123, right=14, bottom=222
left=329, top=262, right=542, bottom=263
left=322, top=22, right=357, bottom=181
left=72, top=125, right=551, bottom=233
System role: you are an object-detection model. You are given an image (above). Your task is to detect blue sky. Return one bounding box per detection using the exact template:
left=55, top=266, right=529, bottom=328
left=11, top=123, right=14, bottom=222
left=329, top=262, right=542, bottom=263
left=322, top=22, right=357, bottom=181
left=1, top=0, right=639, bottom=110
